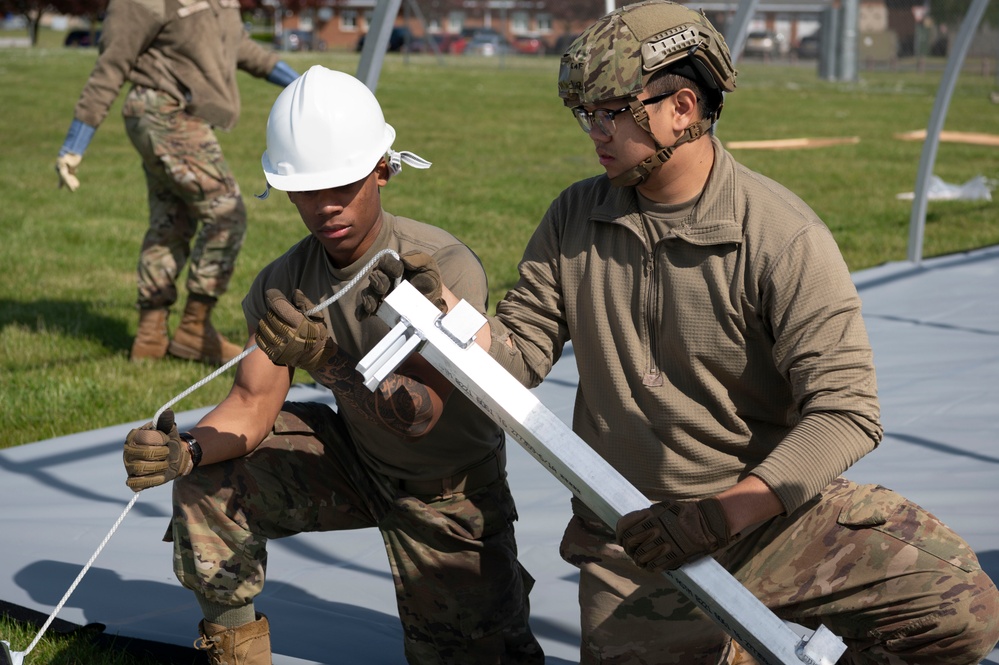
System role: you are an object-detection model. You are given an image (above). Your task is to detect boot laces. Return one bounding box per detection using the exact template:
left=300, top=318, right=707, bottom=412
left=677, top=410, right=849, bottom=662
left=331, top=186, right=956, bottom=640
left=193, top=633, right=226, bottom=660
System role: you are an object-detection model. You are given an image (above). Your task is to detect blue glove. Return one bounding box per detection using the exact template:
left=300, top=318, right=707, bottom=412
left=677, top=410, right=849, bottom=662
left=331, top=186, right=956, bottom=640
left=267, top=60, right=299, bottom=87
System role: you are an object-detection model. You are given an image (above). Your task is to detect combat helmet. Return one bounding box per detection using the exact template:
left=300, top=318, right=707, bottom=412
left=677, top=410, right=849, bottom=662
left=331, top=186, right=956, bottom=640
left=558, top=1, right=737, bottom=186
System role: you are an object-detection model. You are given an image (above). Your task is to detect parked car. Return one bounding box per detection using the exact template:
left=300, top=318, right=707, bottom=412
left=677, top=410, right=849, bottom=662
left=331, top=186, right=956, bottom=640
left=463, top=32, right=516, bottom=56
left=742, top=30, right=788, bottom=58
left=355, top=26, right=412, bottom=52
left=432, top=33, right=467, bottom=55
left=796, top=31, right=820, bottom=59
left=460, top=26, right=501, bottom=41
left=397, top=33, right=460, bottom=54
left=64, top=29, right=101, bottom=47
left=512, top=34, right=546, bottom=55
left=277, top=29, right=326, bottom=52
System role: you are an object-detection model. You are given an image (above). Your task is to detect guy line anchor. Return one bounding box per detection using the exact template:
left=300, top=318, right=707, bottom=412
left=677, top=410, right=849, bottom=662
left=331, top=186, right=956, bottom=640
left=357, top=280, right=847, bottom=665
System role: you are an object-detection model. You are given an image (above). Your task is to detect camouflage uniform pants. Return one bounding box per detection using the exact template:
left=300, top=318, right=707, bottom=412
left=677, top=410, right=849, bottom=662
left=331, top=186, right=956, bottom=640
left=170, top=402, right=543, bottom=665
left=560, top=477, right=999, bottom=665
left=122, top=86, right=246, bottom=310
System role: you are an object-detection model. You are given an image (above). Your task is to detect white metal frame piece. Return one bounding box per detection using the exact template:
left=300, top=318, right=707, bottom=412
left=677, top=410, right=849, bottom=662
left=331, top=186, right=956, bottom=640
left=358, top=281, right=846, bottom=665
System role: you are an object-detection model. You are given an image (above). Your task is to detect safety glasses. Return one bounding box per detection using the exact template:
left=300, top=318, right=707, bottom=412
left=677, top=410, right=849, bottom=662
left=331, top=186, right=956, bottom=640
left=571, top=90, right=678, bottom=136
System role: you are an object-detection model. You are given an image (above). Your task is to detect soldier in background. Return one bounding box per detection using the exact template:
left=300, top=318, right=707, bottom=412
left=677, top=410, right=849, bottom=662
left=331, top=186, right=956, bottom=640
left=56, top=0, right=299, bottom=364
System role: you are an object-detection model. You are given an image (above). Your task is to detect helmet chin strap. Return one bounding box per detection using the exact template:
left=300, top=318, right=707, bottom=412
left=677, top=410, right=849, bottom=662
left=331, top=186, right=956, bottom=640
left=609, top=99, right=714, bottom=188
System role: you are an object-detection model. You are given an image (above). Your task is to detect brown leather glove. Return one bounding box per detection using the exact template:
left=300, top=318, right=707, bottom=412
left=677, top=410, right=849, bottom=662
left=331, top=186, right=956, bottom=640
left=616, top=497, right=732, bottom=573
left=256, top=289, right=336, bottom=371
left=123, top=409, right=197, bottom=492
left=56, top=153, right=83, bottom=192
left=356, top=251, right=445, bottom=320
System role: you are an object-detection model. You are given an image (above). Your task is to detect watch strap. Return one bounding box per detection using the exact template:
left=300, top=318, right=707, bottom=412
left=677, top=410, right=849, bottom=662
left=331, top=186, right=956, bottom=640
left=179, top=432, right=203, bottom=469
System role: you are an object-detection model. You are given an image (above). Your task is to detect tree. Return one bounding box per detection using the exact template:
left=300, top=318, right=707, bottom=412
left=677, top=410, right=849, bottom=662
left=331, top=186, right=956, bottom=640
left=0, top=0, right=105, bottom=45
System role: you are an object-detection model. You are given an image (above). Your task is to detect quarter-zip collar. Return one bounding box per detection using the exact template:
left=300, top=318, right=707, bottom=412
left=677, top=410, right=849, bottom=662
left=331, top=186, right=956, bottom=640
left=588, top=136, right=744, bottom=249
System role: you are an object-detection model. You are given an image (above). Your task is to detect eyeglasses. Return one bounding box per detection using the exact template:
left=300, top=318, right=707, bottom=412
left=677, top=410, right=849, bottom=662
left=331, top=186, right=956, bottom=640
left=572, top=90, right=679, bottom=136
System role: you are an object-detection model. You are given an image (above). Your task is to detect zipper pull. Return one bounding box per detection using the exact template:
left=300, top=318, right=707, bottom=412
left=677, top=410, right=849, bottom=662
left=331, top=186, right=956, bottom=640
left=643, top=371, right=663, bottom=387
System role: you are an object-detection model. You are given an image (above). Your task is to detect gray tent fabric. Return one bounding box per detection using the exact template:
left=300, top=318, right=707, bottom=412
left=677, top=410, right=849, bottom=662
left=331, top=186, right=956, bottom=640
left=2, top=246, right=997, bottom=664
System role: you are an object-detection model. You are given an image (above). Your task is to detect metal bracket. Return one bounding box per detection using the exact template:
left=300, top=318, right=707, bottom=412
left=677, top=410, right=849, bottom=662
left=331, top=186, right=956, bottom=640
left=797, top=625, right=849, bottom=665
left=356, top=320, right=425, bottom=392
left=435, top=299, right=483, bottom=349
left=1, top=640, right=21, bottom=665
left=357, top=281, right=846, bottom=665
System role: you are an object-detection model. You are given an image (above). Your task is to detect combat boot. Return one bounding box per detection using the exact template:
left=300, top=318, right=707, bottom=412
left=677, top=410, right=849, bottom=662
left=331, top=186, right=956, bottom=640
left=194, top=613, right=272, bottom=665
left=168, top=293, right=244, bottom=364
left=129, top=307, right=170, bottom=362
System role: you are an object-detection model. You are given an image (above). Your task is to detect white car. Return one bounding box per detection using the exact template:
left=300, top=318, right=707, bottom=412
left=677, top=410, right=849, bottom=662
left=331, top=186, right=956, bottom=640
left=743, top=31, right=788, bottom=58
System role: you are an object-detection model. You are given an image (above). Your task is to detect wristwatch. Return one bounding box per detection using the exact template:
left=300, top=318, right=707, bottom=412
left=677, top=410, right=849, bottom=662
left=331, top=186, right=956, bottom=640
left=178, top=432, right=203, bottom=469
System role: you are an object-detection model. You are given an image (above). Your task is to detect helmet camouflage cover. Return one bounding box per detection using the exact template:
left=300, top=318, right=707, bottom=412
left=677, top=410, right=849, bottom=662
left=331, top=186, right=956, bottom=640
left=558, top=0, right=737, bottom=108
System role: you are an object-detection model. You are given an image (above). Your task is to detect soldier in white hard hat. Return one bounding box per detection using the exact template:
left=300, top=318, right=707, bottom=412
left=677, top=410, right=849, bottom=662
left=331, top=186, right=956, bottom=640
left=364, top=2, right=999, bottom=663
left=121, top=66, right=544, bottom=665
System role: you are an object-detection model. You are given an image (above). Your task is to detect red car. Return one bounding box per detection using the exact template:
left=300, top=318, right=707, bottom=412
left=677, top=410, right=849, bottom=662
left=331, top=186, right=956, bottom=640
left=432, top=34, right=467, bottom=55
left=512, top=34, right=546, bottom=55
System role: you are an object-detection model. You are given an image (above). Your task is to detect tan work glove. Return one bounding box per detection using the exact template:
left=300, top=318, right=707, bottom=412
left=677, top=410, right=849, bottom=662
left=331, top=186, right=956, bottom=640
left=256, top=289, right=337, bottom=371
left=56, top=153, right=83, bottom=192
left=616, top=497, right=733, bottom=573
left=123, top=409, right=198, bottom=492
left=356, top=251, right=445, bottom=321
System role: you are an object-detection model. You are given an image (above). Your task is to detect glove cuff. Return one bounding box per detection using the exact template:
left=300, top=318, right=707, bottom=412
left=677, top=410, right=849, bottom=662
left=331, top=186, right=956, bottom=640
left=267, top=60, right=299, bottom=87
left=60, top=118, right=96, bottom=157
left=699, top=497, right=732, bottom=545
left=312, top=337, right=340, bottom=371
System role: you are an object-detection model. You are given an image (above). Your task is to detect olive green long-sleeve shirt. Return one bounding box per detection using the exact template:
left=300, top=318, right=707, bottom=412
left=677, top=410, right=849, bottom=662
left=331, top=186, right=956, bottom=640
left=243, top=212, right=505, bottom=481
left=490, top=137, right=882, bottom=515
left=73, top=0, right=279, bottom=131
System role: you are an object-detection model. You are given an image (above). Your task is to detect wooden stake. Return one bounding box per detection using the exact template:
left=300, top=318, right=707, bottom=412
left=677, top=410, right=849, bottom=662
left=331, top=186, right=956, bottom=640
left=894, top=129, right=999, bottom=148
left=725, top=137, right=861, bottom=150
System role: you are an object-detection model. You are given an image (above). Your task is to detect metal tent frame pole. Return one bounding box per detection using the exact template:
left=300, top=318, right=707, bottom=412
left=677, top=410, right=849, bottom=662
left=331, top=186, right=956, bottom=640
left=356, top=0, right=402, bottom=92
left=907, top=0, right=991, bottom=264
left=725, top=0, right=761, bottom=66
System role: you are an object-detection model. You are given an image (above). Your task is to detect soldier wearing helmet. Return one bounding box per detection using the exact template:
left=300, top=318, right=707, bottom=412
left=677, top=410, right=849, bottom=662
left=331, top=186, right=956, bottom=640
left=363, top=2, right=999, bottom=663
left=121, top=66, right=544, bottom=665
left=557, top=0, right=735, bottom=189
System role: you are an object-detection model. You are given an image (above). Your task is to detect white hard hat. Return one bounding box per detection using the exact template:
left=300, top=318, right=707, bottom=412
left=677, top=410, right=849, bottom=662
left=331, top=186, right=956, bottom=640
left=261, top=66, right=396, bottom=192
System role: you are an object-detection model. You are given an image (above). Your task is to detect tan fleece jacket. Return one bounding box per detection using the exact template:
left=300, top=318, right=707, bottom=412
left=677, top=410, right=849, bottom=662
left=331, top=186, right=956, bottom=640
left=73, top=0, right=279, bottom=130
left=490, top=137, right=882, bottom=515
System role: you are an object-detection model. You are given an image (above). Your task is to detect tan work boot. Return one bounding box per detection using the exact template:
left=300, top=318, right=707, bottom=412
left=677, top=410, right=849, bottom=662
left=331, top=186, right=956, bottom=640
left=130, top=308, right=170, bottom=362
left=195, top=613, right=271, bottom=665
left=168, top=294, right=244, bottom=364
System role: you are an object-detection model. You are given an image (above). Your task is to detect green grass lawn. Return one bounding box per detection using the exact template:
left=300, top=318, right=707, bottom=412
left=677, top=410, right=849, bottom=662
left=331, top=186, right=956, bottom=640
left=2, top=45, right=998, bottom=451
left=0, top=34, right=997, bottom=665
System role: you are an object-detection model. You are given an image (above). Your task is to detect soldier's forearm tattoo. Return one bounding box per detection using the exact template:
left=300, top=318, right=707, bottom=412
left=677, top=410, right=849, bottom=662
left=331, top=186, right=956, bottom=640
left=314, top=347, right=436, bottom=439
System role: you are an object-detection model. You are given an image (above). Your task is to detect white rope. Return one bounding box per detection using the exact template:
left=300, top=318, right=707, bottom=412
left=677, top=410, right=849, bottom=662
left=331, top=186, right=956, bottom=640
left=18, top=492, right=141, bottom=659
left=154, top=248, right=401, bottom=423
left=11, top=248, right=400, bottom=661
